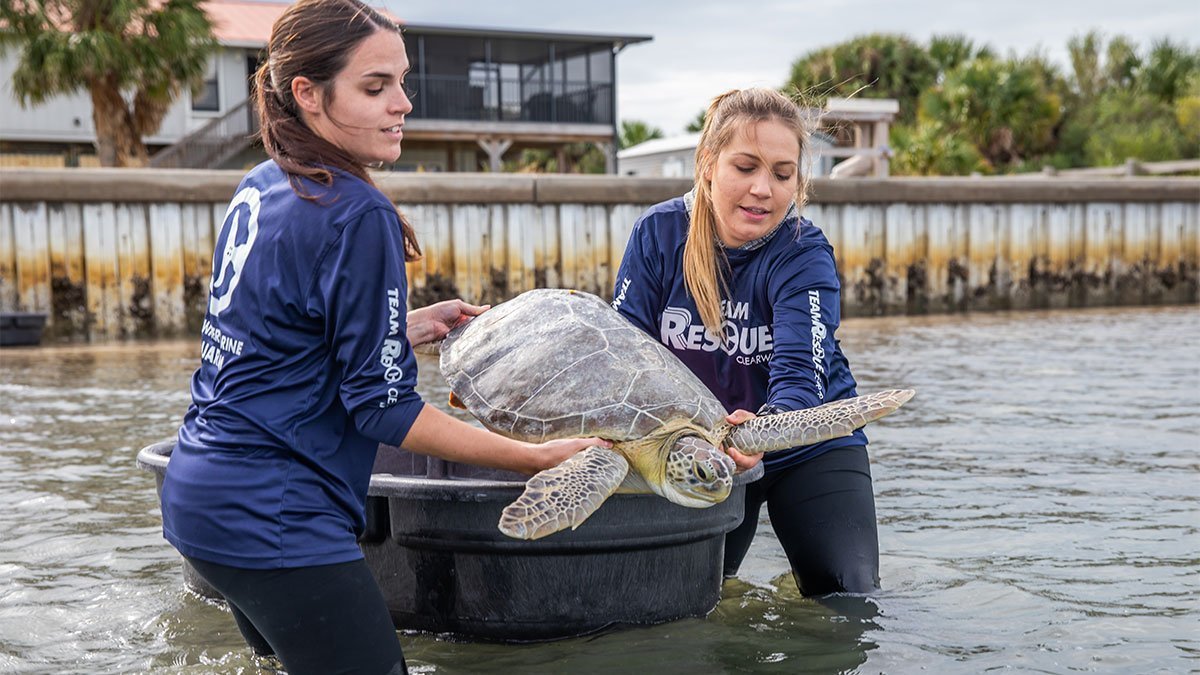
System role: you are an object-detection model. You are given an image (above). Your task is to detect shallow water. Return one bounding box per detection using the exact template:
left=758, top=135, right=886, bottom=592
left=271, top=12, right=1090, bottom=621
left=0, top=305, right=1197, bottom=674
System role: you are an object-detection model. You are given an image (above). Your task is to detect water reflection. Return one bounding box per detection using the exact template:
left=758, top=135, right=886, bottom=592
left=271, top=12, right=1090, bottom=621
left=402, top=576, right=878, bottom=674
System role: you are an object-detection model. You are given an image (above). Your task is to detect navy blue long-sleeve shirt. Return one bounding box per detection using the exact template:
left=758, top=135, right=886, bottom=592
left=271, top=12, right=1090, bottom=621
left=612, top=196, right=865, bottom=471
left=162, top=161, right=425, bottom=568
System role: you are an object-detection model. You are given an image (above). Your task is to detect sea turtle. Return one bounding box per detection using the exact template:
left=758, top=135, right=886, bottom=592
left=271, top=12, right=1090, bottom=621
left=439, top=288, right=914, bottom=540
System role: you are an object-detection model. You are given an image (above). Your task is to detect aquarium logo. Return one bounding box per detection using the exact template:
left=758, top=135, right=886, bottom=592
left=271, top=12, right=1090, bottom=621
left=209, top=187, right=261, bottom=317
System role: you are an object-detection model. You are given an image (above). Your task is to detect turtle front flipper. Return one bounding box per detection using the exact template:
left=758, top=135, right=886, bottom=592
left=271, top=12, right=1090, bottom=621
left=721, top=389, right=915, bottom=454
left=498, top=445, right=629, bottom=540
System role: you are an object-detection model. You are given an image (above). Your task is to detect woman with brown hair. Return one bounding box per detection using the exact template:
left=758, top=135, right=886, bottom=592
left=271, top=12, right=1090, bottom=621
left=613, top=88, right=882, bottom=597
left=158, top=1, right=605, bottom=672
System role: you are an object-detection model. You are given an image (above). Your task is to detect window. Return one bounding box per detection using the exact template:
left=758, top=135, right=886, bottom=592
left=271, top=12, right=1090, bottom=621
left=192, top=57, right=220, bottom=112
left=405, top=33, right=614, bottom=124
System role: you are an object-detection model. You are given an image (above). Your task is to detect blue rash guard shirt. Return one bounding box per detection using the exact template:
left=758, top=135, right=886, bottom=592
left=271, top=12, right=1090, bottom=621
left=611, top=195, right=866, bottom=472
left=161, top=160, right=425, bottom=569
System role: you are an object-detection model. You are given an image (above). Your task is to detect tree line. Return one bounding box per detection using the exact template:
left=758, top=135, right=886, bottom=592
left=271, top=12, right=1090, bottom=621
left=3, top=4, right=1195, bottom=175
left=625, top=32, right=1199, bottom=176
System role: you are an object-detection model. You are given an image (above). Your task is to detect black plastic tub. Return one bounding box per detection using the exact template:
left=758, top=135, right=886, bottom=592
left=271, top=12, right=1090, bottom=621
left=0, top=312, right=48, bottom=347
left=137, top=440, right=761, bottom=642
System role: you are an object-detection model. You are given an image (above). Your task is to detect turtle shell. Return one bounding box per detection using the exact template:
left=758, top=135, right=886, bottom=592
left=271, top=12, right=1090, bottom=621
left=439, top=288, right=727, bottom=443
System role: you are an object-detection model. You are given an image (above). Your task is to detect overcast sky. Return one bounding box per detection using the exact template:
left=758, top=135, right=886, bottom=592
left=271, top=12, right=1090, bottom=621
left=384, top=0, right=1200, bottom=136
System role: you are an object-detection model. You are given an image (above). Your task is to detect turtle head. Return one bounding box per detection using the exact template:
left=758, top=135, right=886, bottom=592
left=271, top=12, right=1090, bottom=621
left=661, top=435, right=734, bottom=507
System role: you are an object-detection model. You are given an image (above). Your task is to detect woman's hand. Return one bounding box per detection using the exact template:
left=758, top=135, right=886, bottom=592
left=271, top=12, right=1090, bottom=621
left=520, top=437, right=614, bottom=475
left=403, top=405, right=611, bottom=476
left=723, top=409, right=764, bottom=473
left=406, top=299, right=489, bottom=346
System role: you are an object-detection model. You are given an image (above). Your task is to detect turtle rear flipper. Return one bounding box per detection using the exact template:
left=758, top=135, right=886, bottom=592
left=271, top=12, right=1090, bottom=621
left=499, top=446, right=629, bottom=540
left=723, top=389, right=915, bottom=454
left=411, top=339, right=442, bottom=357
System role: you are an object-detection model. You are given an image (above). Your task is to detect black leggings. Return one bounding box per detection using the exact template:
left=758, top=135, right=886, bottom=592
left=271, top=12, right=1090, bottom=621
left=185, top=556, right=407, bottom=675
left=723, top=445, right=880, bottom=596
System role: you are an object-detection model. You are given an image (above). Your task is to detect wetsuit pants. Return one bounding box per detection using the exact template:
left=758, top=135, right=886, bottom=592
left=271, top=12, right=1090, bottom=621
left=185, top=556, right=407, bottom=675
left=723, top=444, right=881, bottom=596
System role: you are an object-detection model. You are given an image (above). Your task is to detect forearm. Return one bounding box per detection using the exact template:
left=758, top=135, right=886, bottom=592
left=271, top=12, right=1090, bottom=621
left=770, top=287, right=840, bottom=409
left=400, top=404, right=542, bottom=474
left=405, top=306, right=440, bottom=346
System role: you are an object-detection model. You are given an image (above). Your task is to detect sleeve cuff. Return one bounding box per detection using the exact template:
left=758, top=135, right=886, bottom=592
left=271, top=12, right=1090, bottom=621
left=354, top=398, right=426, bottom=446
left=756, top=402, right=789, bottom=416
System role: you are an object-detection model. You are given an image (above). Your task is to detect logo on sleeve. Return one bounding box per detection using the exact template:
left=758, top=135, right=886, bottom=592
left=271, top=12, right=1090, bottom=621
left=611, top=277, right=631, bottom=310
left=808, top=290, right=826, bottom=399
left=209, top=187, right=261, bottom=316
left=380, top=288, right=405, bottom=407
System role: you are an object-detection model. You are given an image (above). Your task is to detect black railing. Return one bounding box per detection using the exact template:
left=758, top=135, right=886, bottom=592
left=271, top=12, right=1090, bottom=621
left=416, top=76, right=612, bottom=125
left=150, top=98, right=258, bottom=169
left=150, top=76, right=611, bottom=170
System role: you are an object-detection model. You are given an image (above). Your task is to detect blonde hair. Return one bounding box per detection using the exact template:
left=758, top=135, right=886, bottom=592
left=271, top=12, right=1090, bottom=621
left=685, top=88, right=811, bottom=333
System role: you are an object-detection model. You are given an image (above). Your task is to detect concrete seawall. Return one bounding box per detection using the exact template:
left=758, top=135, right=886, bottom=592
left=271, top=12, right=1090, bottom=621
left=1, top=168, right=1196, bottom=340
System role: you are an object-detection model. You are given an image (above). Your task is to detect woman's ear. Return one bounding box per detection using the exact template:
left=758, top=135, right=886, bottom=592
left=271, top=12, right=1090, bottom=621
left=291, top=76, right=323, bottom=116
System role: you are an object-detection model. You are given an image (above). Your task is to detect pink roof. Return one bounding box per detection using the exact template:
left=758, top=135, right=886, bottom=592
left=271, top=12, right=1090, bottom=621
left=204, top=0, right=402, bottom=47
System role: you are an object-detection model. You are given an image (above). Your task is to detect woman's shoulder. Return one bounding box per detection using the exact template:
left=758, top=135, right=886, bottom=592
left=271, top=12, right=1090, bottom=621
left=242, top=160, right=383, bottom=202
left=239, top=158, right=285, bottom=188
left=634, top=196, right=690, bottom=240
left=638, top=196, right=688, bottom=222
left=325, top=167, right=395, bottom=213
left=293, top=165, right=397, bottom=222
left=762, top=217, right=839, bottom=283
left=234, top=163, right=398, bottom=246
left=779, top=216, right=835, bottom=255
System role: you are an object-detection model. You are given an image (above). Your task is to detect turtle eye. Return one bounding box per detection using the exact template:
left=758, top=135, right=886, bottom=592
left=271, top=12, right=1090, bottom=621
left=695, top=463, right=714, bottom=483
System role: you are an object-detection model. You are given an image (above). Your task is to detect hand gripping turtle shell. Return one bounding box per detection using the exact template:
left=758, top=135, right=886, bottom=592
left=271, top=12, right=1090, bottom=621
left=439, top=288, right=914, bottom=540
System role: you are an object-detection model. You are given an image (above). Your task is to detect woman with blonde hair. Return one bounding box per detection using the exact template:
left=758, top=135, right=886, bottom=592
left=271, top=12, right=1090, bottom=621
left=613, top=87, right=880, bottom=596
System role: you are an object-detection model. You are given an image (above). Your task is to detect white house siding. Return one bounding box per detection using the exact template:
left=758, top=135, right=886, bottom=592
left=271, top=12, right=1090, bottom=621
left=617, top=149, right=694, bottom=178
left=618, top=136, right=833, bottom=179
left=0, top=47, right=255, bottom=146
left=1, top=49, right=98, bottom=144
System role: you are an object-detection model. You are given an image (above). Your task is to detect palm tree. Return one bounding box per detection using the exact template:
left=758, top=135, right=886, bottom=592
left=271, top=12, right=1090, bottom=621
left=1067, top=31, right=1104, bottom=102
left=927, top=34, right=994, bottom=81
left=619, top=120, right=663, bottom=150
left=1141, top=38, right=1200, bottom=104
left=786, top=33, right=937, bottom=124
left=1, top=0, right=217, bottom=167
left=1104, top=36, right=1140, bottom=91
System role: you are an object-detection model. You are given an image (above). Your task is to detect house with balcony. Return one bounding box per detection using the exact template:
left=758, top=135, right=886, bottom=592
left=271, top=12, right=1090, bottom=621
left=0, top=0, right=650, bottom=172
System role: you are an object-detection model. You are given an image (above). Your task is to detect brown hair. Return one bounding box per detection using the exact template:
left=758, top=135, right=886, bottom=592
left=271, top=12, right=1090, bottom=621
left=685, top=88, right=811, bottom=332
left=254, top=0, right=421, bottom=260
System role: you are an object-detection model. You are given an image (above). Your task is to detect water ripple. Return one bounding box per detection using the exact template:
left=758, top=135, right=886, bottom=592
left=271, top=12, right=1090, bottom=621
left=0, top=309, right=1197, bottom=673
